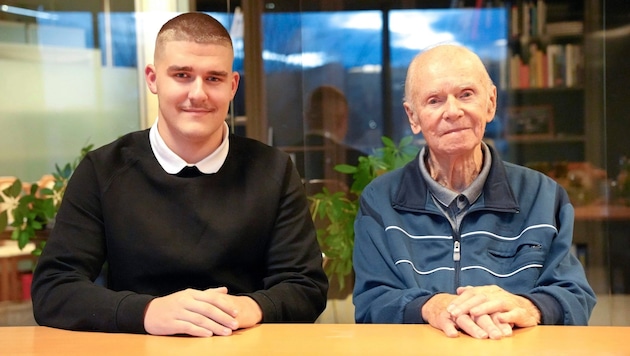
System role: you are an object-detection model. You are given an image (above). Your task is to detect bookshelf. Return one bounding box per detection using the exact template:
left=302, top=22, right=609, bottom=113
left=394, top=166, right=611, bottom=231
left=505, top=0, right=586, bottom=166
left=508, top=0, right=584, bottom=90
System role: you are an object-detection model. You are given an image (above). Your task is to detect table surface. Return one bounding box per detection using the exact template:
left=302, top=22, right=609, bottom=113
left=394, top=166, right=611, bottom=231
left=2, top=324, right=629, bottom=355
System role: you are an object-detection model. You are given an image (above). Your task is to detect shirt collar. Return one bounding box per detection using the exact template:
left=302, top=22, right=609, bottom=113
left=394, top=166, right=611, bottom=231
left=149, top=119, right=230, bottom=175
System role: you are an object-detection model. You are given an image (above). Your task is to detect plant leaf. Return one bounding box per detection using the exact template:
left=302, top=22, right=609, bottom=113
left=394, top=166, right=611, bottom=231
left=308, top=135, right=420, bottom=285
left=6, top=179, right=23, bottom=198
left=399, top=135, right=413, bottom=147
left=0, top=211, right=7, bottom=232
left=381, top=136, right=395, bottom=147
left=17, top=229, right=32, bottom=249
left=334, top=164, right=357, bottom=174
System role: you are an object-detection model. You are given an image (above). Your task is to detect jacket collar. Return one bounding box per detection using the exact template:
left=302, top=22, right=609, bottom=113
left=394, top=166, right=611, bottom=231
left=392, top=144, right=520, bottom=213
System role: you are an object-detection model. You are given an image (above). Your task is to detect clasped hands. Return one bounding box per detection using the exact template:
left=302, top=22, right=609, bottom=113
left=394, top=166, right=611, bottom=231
left=144, top=287, right=262, bottom=337
left=422, top=285, right=541, bottom=340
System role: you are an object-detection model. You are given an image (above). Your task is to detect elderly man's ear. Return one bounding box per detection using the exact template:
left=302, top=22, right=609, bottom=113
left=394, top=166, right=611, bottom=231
left=486, top=86, right=498, bottom=122
left=404, top=103, right=422, bottom=134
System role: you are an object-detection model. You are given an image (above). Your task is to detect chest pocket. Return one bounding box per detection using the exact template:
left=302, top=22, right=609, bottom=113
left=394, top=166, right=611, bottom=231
left=462, top=226, right=554, bottom=292
left=487, top=241, right=545, bottom=269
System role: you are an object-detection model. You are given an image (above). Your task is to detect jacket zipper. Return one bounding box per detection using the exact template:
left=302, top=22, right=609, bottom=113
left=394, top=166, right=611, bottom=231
left=453, top=234, right=461, bottom=290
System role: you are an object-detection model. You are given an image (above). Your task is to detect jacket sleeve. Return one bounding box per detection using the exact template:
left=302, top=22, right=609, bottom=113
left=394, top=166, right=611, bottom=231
left=353, top=177, right=596, bottom=325
left=244, top=157, right=329, bottom=323
left=352, top=184, right=432, bottom=324
left=524, top=187, right=596, bottom=325
left=31, top=155, right=154, bottom=333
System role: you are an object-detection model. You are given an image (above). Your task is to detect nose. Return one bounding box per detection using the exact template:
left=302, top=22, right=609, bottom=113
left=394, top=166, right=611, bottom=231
left=443, top=95, right=463, bottom=119
left=188, top=77, right=208, bottom=103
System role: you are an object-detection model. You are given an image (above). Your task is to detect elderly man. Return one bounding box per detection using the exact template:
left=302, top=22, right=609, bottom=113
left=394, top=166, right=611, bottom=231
left=352, top=44, right=595, bottom=339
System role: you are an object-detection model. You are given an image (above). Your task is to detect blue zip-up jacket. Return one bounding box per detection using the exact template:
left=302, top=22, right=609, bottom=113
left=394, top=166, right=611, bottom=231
left=353, top=145, right=596, bottom=325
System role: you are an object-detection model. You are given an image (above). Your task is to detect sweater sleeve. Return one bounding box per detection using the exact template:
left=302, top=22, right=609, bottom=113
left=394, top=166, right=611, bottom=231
left=243, top=158, right=329, bottom=322
left=31, top=154, right=154, bottom=333
left=32, top=137, right=329, bottom=332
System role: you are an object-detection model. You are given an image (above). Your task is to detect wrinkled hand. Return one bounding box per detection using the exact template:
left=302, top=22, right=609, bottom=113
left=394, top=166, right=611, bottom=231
left=421, top=293, right=461, bottom=338
left=422, top=292, right=513, bottom=340
left=449, top=285, right=541, bottom=326
left=144, top=287, right=262, bottom=337
left=422, top=285, right=541, bottom=340
left=421, top=293, right=507, bottom=339
left=447, top=285, right=541, bottom=338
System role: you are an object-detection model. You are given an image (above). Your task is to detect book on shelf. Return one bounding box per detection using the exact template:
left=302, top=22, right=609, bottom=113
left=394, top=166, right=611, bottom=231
left=509, top=1, right=583, bottom=38
left=510, top=0, right=548, bottom=38
left=546, top=44, right=564, bottom=87
left=565, top=43, right=583, bottom=87
left=509, top=43, right=583, bottom=89
left=535, top=0, right=547, bottom=37
left=545, top=21, right=584, bottom=37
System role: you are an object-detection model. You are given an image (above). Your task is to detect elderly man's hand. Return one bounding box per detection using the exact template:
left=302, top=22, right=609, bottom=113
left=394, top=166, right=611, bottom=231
left=447, top=285, right=541, bottom=331
left=421, top=293, right=461, bottom=338
left=422, top=293, right=511, bottom=339
left=422, top=285, right=541, bottom=339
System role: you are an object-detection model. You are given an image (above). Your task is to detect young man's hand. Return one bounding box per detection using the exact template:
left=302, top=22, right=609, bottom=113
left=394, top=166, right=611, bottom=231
left=144, top=287, right=262, bottom=337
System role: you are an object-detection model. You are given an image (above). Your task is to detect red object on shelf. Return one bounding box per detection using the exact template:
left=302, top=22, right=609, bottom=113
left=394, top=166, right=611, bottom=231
left=21, top=273, right=33, bottom=300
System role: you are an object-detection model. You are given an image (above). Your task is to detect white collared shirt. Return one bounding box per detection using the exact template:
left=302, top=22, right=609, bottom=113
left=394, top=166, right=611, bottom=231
left=149, top=119, right=230, bottom=174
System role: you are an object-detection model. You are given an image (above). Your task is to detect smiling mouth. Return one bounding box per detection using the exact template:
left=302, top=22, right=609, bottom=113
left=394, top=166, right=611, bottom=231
left=443, top=128, right=467, bottom=135
left=182, top=108, right=212, bottom=113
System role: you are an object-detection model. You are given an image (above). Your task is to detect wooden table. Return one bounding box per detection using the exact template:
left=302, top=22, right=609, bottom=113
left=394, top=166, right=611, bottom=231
left=1, top=324, right=628, bottom=355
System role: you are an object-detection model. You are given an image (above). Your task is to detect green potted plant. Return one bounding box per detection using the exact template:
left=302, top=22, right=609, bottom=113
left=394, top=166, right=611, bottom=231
left=309, top=136, right=419, bottom=293
left=0, top=144, right=93, bottom=257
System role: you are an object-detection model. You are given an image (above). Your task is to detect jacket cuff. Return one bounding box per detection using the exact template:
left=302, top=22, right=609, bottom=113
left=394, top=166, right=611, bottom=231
left=403, top=294, right=434, bottom=323
left=520, top=293, right=563, bottom=325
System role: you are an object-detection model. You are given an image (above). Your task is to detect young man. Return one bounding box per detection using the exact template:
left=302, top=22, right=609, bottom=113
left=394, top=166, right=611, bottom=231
left=31, top=12, right=328, bottom=337
left=352, top=44, right=595, bottom=339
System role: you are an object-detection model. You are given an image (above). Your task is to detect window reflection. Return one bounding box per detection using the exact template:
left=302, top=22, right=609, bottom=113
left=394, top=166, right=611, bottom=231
left=261, top=11, right=383, bottom=151
left=0, top=5, right=140, bottom=181
left=388, top=8, right=508, bottom=148
left=260, top=8, right=506, bottom=154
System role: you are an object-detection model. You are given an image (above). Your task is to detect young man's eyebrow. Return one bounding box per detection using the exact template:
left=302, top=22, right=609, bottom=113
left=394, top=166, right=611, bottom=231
left=166, top=66, right=229, bottom=77
left=205, top=70, right=229, bottom=77
left=167, top=65, right=193, bottom=72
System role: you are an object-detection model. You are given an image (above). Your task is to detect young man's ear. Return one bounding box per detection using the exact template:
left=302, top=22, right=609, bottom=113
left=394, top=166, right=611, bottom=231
left=230, top=71, right=240, bottom=99
left=145, top=64, right=158, bottom=94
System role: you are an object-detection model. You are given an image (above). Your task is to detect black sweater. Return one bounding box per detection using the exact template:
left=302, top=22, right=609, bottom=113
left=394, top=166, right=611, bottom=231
left=31, top=130, right=328, bottom=333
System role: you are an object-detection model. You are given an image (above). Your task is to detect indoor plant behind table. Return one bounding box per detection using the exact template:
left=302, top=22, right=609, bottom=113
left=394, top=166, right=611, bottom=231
left=309, top=136, right=419, bottom=296
left=0, top=144, right=93, bottom=258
